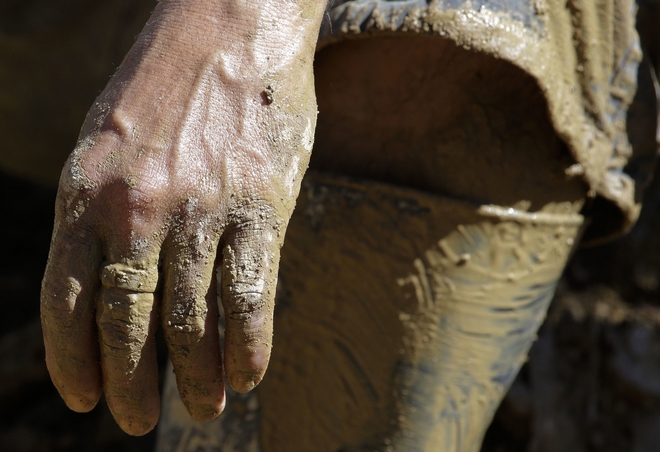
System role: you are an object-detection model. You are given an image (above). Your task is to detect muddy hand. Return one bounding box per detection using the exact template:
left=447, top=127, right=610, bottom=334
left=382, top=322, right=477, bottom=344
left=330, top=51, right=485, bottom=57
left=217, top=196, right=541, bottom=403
left=40, top=0, right=325, bottom=435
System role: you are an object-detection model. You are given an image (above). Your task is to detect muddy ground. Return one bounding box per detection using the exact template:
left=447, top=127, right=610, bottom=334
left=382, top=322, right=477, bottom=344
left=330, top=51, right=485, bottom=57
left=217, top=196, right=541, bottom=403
left=2, top=164, right=660, bottom=452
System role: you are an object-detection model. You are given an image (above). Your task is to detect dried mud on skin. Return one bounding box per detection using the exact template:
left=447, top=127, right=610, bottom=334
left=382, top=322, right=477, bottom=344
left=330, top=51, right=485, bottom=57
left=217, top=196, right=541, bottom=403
left=3, top=166, right=660, bottom=451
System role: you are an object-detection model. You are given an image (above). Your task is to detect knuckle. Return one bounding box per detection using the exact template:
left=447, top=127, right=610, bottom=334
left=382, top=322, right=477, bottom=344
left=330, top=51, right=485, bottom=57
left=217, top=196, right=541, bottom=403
left=100, top=263, right=159, bottom=293
left=60, top=157, right=90, bottom=195
left=227, top=201, right=285, bottom=236
left=96, top=290, right=151, bottom=350
left=221, top=245, right=278, bottom=303
left=41, top=277, right=83, bottom=321
left=226, top=308, right=270, bottom=346
left=163, top=301, right=208, bottom=347
left=225, top=292, right=267, bottom=316
left=58, top=140, right=101, bottom=198
left=97, top=317, right=139, bottom=351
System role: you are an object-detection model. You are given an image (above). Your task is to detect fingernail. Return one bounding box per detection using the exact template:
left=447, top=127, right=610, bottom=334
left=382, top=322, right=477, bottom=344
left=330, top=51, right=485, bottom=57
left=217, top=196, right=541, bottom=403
left=228, top=371, right=261, bottom=393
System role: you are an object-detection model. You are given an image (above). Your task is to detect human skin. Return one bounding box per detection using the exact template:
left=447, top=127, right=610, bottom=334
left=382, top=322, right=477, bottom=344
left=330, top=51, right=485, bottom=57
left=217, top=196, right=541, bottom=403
left=40, top=0, right=326, bottom=436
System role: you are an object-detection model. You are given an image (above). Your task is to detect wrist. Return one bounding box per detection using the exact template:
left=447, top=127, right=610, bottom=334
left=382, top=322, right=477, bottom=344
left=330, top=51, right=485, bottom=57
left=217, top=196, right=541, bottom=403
left=145, top=0, right=325, bottom=74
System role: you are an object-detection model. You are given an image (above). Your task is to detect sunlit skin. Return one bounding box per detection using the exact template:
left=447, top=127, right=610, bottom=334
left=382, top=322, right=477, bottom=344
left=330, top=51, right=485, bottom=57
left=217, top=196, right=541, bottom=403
left=40, top=0, right=326, bottom=435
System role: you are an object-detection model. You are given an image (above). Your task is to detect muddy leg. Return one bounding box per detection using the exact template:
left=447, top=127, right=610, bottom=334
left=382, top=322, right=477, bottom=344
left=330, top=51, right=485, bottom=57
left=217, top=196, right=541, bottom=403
left=260, top=174, right=585, bottom=452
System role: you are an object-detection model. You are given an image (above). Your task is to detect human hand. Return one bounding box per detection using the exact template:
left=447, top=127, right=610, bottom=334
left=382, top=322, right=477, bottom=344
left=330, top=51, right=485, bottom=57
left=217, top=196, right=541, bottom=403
left=40, top=0, right=324, bottom=435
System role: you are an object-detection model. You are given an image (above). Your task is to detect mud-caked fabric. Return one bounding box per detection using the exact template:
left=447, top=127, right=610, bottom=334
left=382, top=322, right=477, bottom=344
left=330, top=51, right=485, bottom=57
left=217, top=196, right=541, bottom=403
left=1, top=0, right=657, bottom=243
left=320, top=0, right=658, bottom=243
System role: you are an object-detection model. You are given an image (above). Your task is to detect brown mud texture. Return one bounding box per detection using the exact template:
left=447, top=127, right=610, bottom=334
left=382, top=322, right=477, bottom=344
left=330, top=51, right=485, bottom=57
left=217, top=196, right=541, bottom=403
left=2, top=3, right=660, bottom=452
left=1, top=163, right=660, bottom=452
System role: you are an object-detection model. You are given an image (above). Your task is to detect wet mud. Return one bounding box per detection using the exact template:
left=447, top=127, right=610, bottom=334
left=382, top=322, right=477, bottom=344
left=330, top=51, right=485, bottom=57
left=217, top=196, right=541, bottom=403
left=156, top=172, right=584, bottom=452
left=1, top=0, right=659, bottom=451
left=2, top=166, right=660, bottom=451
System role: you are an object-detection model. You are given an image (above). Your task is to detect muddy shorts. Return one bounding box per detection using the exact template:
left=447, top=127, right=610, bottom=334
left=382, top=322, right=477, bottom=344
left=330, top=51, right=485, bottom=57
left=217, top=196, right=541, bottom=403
left=317, top=0, right=660, bottom=243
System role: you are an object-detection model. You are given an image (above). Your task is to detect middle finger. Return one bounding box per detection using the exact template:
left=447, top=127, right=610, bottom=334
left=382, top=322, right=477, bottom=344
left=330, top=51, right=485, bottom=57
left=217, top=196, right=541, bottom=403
left=96, top=251, right=161, bottom=436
